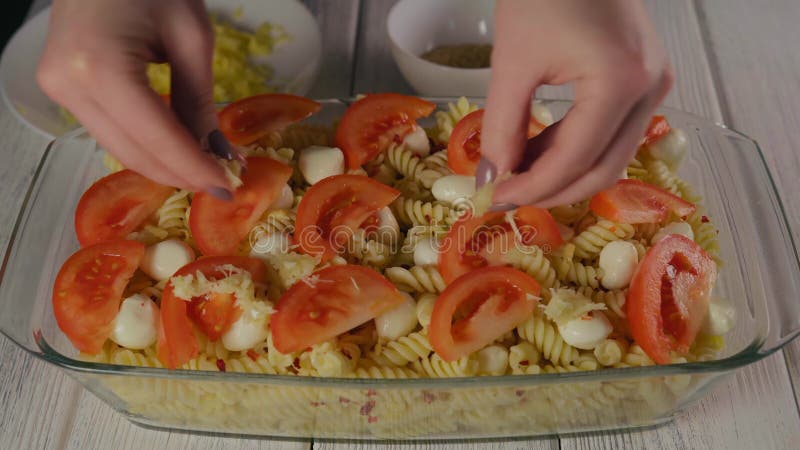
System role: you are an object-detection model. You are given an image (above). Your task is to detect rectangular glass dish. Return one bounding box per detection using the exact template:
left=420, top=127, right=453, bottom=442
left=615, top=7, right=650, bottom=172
left=1, top=99, right=799, bottom=440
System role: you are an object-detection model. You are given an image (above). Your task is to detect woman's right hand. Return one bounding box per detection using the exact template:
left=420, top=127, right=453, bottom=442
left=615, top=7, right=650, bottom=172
left=37, top=0, right=234, bottom=198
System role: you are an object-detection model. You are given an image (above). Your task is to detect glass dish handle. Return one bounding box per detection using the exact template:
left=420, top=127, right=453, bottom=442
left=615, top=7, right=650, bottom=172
left=0, top=133, right=90, bottom=352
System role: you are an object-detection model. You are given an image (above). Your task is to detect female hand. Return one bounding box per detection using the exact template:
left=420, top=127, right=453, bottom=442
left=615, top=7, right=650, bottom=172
left=480, top=0, right=672, bottom=209
left=37, top=0, right=234, bottom=198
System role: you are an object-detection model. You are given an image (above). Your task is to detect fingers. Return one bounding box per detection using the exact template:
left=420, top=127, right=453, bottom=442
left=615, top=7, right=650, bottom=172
left=492, top=71, right=649, bottom=206
left=480, top=63, right=539, bottom=174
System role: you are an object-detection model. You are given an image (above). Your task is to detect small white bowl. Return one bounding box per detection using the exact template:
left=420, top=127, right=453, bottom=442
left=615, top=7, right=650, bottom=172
left=387, top=0, right=494, bottom=97
left=0, top=0, right=322, bottom=139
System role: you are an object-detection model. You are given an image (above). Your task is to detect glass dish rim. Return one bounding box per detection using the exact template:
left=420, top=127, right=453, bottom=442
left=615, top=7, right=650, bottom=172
left=3, top=97, right=799, bottom=390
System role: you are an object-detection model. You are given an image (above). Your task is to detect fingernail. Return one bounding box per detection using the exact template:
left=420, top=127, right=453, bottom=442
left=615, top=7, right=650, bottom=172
left=489, top=202, right=518, bottom=212
left=476, top=157, right=497, bottom=188
left=207, top=186, right=233, bottom=201
left=207, top=129, right=235, bottom=161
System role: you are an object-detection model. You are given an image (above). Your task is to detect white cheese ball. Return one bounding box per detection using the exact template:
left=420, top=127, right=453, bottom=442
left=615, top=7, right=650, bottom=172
left=558, top=311, right=613, bottom=350
left=376, top=206, right=400, bottom=244
left=402, top=126, right=431, bottom=157
left=222, top=313, right=270, bottom=352
left=249, top=232, right=291, bottom=258
left=477, top=345, right=509, bottom=376
left=413, top=236, right=440, bottom=266
left=651, top=221, right=695, bottom=245
left=648, top=128, right=688, bottom=169
left=531, top=102, right=555, bottom=126
left=702, top=297, right=736, bottom=336
left=270, top=184, right=294, bottom=210
left=110, top=294, right=159, bottom=349
left=375, top=293, right=418, bottom=340
left=599, top=241, right=640, bottom=290
left=298, top=145, right=345, bottom=185
left=140, top=239, right=195, bottom=281
left=432, top=175, right=476, bottom=204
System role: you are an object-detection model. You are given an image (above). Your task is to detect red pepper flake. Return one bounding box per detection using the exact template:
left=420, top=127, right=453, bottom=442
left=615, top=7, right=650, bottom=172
left=609, top=226, right=617, bottom=233
left=216, top=359, right=226, bottom=372
left=422, top=391, right=436, bottom=404
left=368, top=416, right=378, bottom=424
left=366, top=389, right=377, bottom=397
left=701, top=215, right=710, bottom=223
left=515, top=390, right=525, bottom=397
left=292, top=357, right=301, bottom=369
left=520, top=360, right=529, bottom=366
left=339, top=397, right=351, bottom=404
left=246, top=350, right=259, bottom=361
left=342, top=348, right=353, bottom=360
left=393, top=134, right=403, bottom=144
left=360, top=400, right=376, bottom=416
left=311, top=401, right=326, bottom=407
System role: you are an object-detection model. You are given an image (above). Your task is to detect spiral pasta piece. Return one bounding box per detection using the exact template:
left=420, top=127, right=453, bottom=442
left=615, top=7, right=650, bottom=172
left=391, top=197, right=458, bottom=228
left=385, top=266, right=446, bottom=294
left=549, top=201, right=590, bottom=226
left=415, top=293, right=437, bottom=330
left=433, top=97, right=479, bottom=144
left=422, top=150, right=452, bottom=177
left=643, top=158, right=702, bottom=203
left=156, top=189, right=191, bottom=239
left=256, top=209, right=296, bottom=235
left=242, top=146, right=295, bottom=167
left=386, top=144, right=442, bottom=188
left=593, top=338, right=629, bottom=366
left=686, top=211, right=721, bottom=264
left=413, top=354, right=478, bottom=378
left=370, top=332, right=433, bottom=366
left=516, top=312, right=580, bottom=366
left=347, top=230, right=393, bottom=269
left=571, top=220, right=635, bottom=260
left=225, top=354, right=279, bottom=374
left=626, top=157, right=650, bottom=181
left=508, top=342, right=541, bottom=375
left=505, top=246, right=559, bottom=289
left=614, top=344, right=654, bottom=368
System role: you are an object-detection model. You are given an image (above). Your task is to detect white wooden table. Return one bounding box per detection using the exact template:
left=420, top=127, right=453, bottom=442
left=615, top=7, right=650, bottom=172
left=2, top=1, right=800, bottom=448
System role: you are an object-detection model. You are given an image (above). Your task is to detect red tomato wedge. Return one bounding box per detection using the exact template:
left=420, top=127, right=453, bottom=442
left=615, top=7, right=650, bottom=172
left=271, top=265, right=405, bottom=353
left=157, top=256, right=267, bottom=368
left=642, top=115, right=671, bottom=146
left=218, top=94, right=321, bottom=145
left=52, top=240, right=145, bottom=353
left=295, top=174, right=400, bottom=262
left=190, top=157, right=293, bottom=256
left=429, top=266, right=540, bottom=361
left=447, top=109, right=546, bottom=175
left=439, top=207, right=563, bottom=283
left=627, top=235, right=716, bottom=364
left=75, top=170, right=174, bottom=247
left=335, top=93, right=436, bottom=169
left=589, top=179, right=696, bottom=224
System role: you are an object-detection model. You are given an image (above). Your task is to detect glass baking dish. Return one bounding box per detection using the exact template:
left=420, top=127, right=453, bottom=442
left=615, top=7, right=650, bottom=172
left=1, top=99, right=799, bottom=441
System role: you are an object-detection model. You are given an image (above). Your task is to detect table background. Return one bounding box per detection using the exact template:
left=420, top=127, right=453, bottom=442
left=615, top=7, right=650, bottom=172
left=2, top=1, right=800, bottom=449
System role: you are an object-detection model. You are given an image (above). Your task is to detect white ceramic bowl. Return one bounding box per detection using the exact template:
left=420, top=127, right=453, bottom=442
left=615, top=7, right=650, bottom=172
left=387, top=0, right=494, bottom=97
left=0, top=0, right=322, bottom=139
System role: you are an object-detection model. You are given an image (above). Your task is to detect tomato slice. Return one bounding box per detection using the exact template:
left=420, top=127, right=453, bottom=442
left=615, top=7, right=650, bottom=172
left=271, top=265, right=405, bottom=353
left=439, top=207, right=563, bottom=283
left=75, top=170, right=175, bottom=247
left=642, top=115, right=671, bottom=146
left=52, top=240, right=145, bottom=353
left=295, top=174, right=400, bottom=262
left=157, top=256, right=267, bottom=368
left=190, top=157, right=293, bottom=256
left=335, top=93, right=436, bottom=169
left=218, top=94, right=321, bottom=145
left=447, top=109, right=546, bottom=175
left=627, top=235, right=716, bottom=364
left=589, top=179, right=696, bottom=224
left=429, top=266, right=540, bottom=361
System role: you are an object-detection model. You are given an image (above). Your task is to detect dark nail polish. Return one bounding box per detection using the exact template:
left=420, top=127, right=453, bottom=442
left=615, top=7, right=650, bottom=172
left=207, top=186, right=233, bottom=201
left=489, top=202, right=518, bottom=212
left=476, top=157, right=498, bottom=188
left=207, top=129, right=235, bottom=160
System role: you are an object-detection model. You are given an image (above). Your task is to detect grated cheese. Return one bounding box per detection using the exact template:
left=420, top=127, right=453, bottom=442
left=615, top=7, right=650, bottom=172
left=170, top=266, right=273, bottom=319
left=543, top=288, right=606, bottom=326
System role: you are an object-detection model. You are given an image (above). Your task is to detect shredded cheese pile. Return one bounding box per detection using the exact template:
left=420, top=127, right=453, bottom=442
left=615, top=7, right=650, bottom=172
left=170, top=265, right=273, bottom=319
left=543, top=288, right=606, bottom=326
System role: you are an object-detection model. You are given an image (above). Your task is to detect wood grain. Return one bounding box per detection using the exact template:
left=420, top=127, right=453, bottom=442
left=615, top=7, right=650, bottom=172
left=697, top=0, right=800, bottom=417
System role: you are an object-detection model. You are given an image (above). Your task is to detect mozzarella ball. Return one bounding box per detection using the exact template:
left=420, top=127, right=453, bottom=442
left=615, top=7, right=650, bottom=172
left=376, top=206, right=400, bottom=244
left=531, top=102, right=555, bottom=126
left=477, top=345, right=509, bottom=376
left=702, top=297, right=736, bottom=336
left=402, top=126, right=431, bottom=156
left=249, top=232, right=291, bottom=258
left=110, top=294, right=159, bottom=349
left=375, top=293, right=418, bottom=340
left=270, top=184, right=294, bottom=210
left=648, top=128, right=688, bottom=169
left=413, top=236, right=440, bottom=266
left=599, top=241, right=640, bottom=289
left=651, top=221, right=695, bottom=244
left=558, top=311, right=613, bottom=350
left=298, top=145, right=345, bottom=184
left=222, top=313, right=270, bottom=351
left=432, top=175, right=476, bottom=204
left=140, top=239, right=196, bottom=281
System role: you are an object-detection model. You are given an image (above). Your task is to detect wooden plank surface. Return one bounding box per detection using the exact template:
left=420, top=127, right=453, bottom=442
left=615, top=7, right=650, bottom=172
left=697, top=0, right=800, bottom=414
